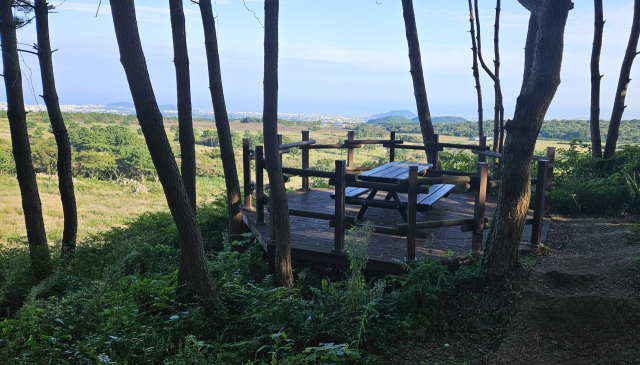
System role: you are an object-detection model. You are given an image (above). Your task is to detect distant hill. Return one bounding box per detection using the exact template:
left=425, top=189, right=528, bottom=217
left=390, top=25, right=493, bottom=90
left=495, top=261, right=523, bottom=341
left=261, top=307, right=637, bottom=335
left=411, top=116, right=469, bottom=124
left=105, top=102, right=135, bottom=109
left=158, top=104, right=178, bottom=111
left=371, top=110, right=417, bottom=120
left=367, top=116, right=414, bottom=124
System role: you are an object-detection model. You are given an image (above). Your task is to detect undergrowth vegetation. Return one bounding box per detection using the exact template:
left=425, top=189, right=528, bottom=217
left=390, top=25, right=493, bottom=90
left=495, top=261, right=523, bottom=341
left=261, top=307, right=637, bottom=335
left=0, top=204, right=487, bottom=364
left=551, top=140, right=640, bottom=215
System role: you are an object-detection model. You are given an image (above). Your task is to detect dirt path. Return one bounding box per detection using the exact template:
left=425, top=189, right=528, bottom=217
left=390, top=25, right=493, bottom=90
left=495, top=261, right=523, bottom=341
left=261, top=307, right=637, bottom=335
left=491, top=217, right=640, bottom=364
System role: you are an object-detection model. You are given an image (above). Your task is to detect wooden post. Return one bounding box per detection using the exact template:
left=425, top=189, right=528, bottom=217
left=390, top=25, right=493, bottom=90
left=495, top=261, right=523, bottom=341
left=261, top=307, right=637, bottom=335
left=278, top=134, right=283, bottom=167
left=242, top=138, right=252, bottom=210
left=430, top=133, right=440, bottom=169
left=472, top=162, right=488, bottom=252
left=478, top=136, right=487, bottom=163
left=301, top=130, right=310, bottom=190
left=544, top=147, right=555, bottom=215
left=407, top=165, right=418, bottom=261
left=347, top=130, right=355, bottom=167
left=389, top=131, right=396, bottom=162
left=255, top=145, right=265, bottom=225
left=531, top=159, right=549, bottom=247
left=333, top=160, right=346, bottom=253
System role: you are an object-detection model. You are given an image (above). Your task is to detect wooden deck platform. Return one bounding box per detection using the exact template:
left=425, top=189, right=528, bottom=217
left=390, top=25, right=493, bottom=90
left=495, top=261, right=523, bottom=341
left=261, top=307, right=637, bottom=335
left=243, top=188, right=551, bottom=273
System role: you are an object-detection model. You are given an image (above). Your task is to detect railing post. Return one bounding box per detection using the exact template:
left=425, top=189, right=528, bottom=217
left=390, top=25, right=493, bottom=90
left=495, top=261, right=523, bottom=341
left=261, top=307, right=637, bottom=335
left=472, top=162, right=488, bottom=252
left=333, top=160, right=346, bottom=253
left=347, top=130, right=355, bottom=167
left=544, top=147, right=555, bottom=216
left=478, top=136, right=487, bottom=163
left=255, top=145, right=265, bottom=225
left=407, top=165, right=418, bottom=261
left=278, top=134, right=283, bottom=167
left=301, top=130, right=310, bottom=190
left=389, top=131, right=396, bottom=162
left=531, top=159, right=549, bottom=247
left=242, top=138, right=252, bottom=210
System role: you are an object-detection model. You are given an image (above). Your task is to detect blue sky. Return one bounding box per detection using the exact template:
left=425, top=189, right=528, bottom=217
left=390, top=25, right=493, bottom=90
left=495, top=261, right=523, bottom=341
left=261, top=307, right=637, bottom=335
left=3, top=0, right=640, bottom=119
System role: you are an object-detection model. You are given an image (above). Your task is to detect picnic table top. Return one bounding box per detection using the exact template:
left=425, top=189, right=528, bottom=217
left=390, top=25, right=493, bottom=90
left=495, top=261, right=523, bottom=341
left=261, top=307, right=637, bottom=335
left=358, top=161, right=432, bottom=183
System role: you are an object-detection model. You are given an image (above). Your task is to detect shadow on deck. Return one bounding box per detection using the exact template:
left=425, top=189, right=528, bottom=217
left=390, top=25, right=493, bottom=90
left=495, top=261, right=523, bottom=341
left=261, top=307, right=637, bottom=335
left=243, top=188, right=550, bottom=273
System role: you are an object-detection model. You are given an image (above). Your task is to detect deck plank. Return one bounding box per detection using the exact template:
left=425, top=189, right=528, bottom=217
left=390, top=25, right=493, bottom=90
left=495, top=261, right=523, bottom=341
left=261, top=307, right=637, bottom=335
left=243, top=189, right=551, bottom=271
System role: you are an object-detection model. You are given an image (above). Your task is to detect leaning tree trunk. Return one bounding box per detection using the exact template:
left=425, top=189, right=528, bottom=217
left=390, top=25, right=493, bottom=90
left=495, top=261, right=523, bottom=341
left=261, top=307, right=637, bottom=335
left=400, top=0, right=438, bottom=166
left=109, top=0, right=216, bottom=302
left=264, top=0, right=293, bottom=288
left=590, top=0, right=605, bottom=160
left=602, top=0, right=640, bottom=161
left=1, top=0, right=52, bottom=283
left=483, top=0, right=573, bottom=275
left=468, top=0, right=484, bottom=136
left=35, top=0, right=78, bottom=255
left=169, top=0, right=196, bottom=216
left=198, top=0, right=244, bottom=238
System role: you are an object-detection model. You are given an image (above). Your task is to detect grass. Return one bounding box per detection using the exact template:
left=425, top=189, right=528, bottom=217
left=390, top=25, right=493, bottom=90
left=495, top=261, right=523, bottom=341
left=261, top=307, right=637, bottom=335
left=0, top=174, right=226, bottom=244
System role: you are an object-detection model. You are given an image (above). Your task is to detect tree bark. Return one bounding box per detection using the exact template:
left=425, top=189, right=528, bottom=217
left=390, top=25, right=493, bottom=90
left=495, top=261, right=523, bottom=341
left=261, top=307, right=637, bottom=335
left=1, top=0, right=52, bottom=283
left=590, top=0, right=604, bottom=159
left=483, top=0, right=572, bottom=275
left=109, top=0, right=216, bottom=302
left=168, top=0, right=196, bottom=216
left=263, top=0, right=293, bottom=288
left=400, top=0, right=438, bottom=166
left=35, top=0, right=78, bottom=255
left=468, top=0, right=483, bottom=136
left=495, top=0, right=505, bottom=159
left=602, top=0, right=640, bottom=161
left=198, top=0, right=244, bottom=238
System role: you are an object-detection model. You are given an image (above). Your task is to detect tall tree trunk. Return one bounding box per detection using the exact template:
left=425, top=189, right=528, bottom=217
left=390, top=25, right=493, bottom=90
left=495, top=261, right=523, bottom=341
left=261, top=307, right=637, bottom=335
left=35, top=0, right=78, bottom=255
left=109, top=0, right=216, bottom=302
left=1, top=0, right=52, bottom=283
left=198, top=0, right=244, bottom=238
left=264, top=0, right=293, bottom=288
left=168, top=0, right=196, bottom=216
left=468, top=0, right=483, bottom=136
left=602, top=0, right=640, bottom=161
left=483, top=0, right=573, bottom=275
left=400, top=0, right=438, bottom=166
left=590, top=0, right=604, bottom=159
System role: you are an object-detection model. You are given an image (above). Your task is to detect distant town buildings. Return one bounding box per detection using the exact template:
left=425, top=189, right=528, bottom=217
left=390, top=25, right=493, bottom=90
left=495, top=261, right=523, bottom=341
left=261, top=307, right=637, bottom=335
left=0, top=102, right=373, bottom=124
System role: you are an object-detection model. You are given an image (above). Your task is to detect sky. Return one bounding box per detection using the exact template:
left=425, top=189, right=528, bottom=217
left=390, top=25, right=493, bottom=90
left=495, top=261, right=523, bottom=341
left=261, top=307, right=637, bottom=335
left=2, top=0, right=640, bottom=119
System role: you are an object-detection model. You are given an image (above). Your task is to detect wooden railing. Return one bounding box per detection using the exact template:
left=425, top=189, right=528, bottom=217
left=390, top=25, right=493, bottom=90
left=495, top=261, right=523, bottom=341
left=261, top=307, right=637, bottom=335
left=241, top=130, right=555, bottom=264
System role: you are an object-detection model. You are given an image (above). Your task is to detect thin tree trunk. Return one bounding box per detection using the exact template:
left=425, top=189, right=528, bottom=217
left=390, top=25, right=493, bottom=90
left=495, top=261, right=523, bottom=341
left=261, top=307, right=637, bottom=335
left=400, top=0, right=438, bottom=166
left=169, top=0, right=196, bottom=216
left=1, top=0, right=52, bottom=283
left=602, top=0, right=640, bottom=161
left=109, top=0, right=216, bottom=302
left=483, top=0, right=572, bottom=275
left=468, top=0, right=483, bottom=136
left=475, top=0, right=505, bottom=175
left=35, top=0, right=78, bottom=255
left=264, top=0, right=293, bottom=288
left=590, top=0, right=604, bottom=159
left=198, top=0, right=244, bottom=238
left=496, top=0, right=505, bottom=164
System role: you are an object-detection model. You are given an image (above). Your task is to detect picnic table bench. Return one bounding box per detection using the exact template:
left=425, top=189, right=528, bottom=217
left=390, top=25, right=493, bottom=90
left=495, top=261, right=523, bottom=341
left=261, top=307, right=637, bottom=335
left=330, top=161, right=455, bottom=222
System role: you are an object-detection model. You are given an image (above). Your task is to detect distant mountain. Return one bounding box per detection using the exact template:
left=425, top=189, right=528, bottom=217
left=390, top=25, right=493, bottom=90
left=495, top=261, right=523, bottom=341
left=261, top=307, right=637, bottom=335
left=367, top=116, right=414, bottom=124
left=371, top=110, right=417, bottom=120
left=105, top=102, right=135, bottom=109
left=158, top=104, right=177, bottom=111
left=411, top=116, right=469, bottom=124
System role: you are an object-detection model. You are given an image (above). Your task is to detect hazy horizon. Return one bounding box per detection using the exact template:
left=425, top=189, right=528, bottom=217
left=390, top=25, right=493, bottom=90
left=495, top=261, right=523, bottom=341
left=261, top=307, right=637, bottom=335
left=2, top=0, right=640, bottom=120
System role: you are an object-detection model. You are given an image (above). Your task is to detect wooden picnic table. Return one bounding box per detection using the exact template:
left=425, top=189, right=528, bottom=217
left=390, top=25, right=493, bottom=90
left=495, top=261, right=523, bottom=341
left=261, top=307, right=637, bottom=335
left=351, top=161, right=432, bottom=222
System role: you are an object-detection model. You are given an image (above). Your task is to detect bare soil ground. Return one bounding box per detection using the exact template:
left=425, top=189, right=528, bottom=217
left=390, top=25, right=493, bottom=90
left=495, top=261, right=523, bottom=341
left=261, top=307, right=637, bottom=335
left=391, top=216, right=640, bottom=365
